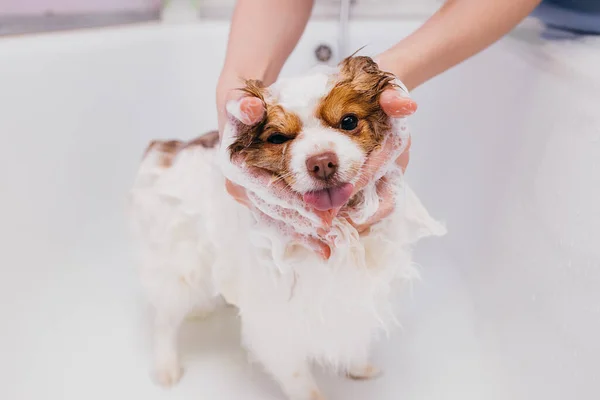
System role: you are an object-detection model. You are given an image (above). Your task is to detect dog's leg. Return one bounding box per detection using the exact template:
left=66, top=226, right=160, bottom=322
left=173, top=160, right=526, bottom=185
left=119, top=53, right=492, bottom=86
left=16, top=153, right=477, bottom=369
left=284, top=363, right=325, bottom=400
left=261, top=356, right=324, bottom=400
left=346, top=361, right=382, bottom=380
left=153, top=308, right=186, bottom=387
left=186, top=295, right=226, bottom=321
left=243, top=325, right=325, bottom=400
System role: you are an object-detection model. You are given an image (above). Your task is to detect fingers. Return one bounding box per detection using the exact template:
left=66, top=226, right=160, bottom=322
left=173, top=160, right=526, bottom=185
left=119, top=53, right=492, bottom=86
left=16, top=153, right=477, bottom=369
left=395, top=136, right=411, bottom=173
left=220, top=88, right=332, bottom=248
left=253, top=206, right=332, bottom=261
left=247, top=191, right=332, bottom=236
left=236, top=160, right=301, bottom=203
left=225, top=179, right=251, bottom=207
left=351, top=89, right=414, bottom=196
left=347, top=177, right=395, bottom=233
left=380, top=89, right=417, bottom=118
left=305, top=236, right=332, bottom=260
left=230, top=184, right=333, bottom=260
left=228, top=156, right=334, bottom=228
left=217, top=84, right=242, bottom=136
left=226, top=95, right=266, bottom=127
left=238, top=96, right=265, bottom=126
left=218, top=89, right=266, bottom=136
left=356, top=86, right=414, bottom=190
left=354, top=134, right=400, bottom=193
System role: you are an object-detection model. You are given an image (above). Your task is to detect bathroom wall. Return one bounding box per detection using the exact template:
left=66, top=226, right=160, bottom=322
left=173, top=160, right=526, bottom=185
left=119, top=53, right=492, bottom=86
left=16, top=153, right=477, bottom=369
left=198, top=0, right=441, bottom=19
left=0, top=1, right=161, bottom=15
left=0, top=1, right=162, bottom=35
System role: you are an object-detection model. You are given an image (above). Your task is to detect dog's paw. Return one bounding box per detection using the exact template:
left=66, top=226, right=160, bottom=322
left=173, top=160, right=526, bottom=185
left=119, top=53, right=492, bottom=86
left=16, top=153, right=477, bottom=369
left=310, top=390, right=325, bottom=400
left=309, top=389, right=327, bottom=400
left=346, top=364, right=382, bottom=380
left=185, top=297, right=227, bottom=321
left=289, top=389, right=326, bottom=400
left=154, top=361, right=183, bottom=387
left=185, top=308, right=213, bottom=321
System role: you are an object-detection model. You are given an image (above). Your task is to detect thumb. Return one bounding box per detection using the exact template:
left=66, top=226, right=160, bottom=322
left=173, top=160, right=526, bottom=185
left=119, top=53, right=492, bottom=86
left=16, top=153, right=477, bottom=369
left=379, top=89, right=417, bottom=118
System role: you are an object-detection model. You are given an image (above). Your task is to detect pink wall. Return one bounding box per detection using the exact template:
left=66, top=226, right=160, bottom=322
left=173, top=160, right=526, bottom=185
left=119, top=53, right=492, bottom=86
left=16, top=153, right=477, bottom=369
left=0, top=1, right=162, bottom=15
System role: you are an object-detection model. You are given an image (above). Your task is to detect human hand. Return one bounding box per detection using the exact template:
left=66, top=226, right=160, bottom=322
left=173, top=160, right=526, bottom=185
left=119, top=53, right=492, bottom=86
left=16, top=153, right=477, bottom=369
left=218, top=84, right=334, bottom=259
left=342, top=86, right=416, bottom=233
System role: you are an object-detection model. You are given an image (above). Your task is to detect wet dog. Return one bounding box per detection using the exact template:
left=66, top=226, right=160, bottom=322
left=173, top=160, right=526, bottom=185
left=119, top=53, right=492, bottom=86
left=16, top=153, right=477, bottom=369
left=129, top=56, right=445, bottom=400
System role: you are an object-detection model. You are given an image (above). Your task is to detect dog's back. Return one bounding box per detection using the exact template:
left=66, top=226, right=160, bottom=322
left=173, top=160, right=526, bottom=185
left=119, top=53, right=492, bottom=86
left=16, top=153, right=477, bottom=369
left=129, top=131, right=234, bottom=322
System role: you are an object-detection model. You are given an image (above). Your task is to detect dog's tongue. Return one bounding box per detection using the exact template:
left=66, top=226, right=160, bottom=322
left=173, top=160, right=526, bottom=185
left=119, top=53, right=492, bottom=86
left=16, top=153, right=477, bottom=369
left=303, top=183, right=354, bottom=211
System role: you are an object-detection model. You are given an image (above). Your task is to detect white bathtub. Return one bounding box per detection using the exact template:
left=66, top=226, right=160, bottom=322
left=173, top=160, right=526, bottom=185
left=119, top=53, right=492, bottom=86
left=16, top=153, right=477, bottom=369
left=1, top=19, right=598, bottom=400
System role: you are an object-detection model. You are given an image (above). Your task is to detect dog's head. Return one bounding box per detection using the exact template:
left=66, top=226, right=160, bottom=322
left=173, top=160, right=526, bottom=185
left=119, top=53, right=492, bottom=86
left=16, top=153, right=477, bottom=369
left=224, top=56, right=403, bottom=211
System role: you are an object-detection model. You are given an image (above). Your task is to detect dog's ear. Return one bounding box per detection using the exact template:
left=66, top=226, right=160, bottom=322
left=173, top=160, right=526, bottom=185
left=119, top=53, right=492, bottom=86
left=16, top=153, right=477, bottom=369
left=226, top=80, right=267, bottom=157
left=338, top=55, right=415, bottom=119
left=338, top=56, right=397, bottom=96
left=316, top=56, right=397, bottom=143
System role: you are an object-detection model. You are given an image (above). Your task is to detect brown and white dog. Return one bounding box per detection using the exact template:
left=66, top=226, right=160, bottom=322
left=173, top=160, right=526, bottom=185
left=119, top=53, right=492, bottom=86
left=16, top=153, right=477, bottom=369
left=129, top=56, right=445, bottom=400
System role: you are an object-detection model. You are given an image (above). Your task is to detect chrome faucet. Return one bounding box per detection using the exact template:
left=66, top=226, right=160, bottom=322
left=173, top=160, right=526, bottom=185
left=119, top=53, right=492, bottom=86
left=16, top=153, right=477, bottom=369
left=337, top=0, right=353, bottom=62
left=314, top=0, right=356, bottom=64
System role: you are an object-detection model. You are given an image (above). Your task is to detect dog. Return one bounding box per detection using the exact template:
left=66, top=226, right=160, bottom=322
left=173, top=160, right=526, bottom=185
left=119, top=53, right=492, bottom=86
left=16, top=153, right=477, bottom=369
left=129, top=56, right=445, bottom=400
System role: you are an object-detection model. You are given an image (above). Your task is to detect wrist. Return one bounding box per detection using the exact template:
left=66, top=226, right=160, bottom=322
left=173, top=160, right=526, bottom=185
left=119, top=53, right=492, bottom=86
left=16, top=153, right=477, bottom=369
left=218, top=57, right=281, bottom=90
left=376, top=50, right=423, bottom=92
left=216, top=62, right=279, bottom=107
left=216, top=71, right=241, bottom=101
left=216, top=62, right=279, bottom=133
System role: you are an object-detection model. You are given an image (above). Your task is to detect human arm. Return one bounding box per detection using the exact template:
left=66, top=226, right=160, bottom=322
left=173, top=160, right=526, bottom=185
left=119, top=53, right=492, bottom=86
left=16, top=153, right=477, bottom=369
left=215, top=1, right=417, bottom=254
left=216, top=0, right=542, bottom=238
left=377, top=0, right=542, bottom=91
left=346, top=0, right=542, bottom=231
left=216, top=0, right=315, bottom=133
left=216, top=0, right=416, bottom=133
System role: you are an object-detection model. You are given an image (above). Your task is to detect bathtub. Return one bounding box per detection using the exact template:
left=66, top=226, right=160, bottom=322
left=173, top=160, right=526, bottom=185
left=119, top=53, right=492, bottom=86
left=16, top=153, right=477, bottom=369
left=0, top=19, right=599, bottom=400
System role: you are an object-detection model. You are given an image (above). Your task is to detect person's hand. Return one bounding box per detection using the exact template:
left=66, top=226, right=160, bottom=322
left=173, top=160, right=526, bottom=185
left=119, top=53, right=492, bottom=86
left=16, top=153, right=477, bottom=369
left=218, top=82, right=335, bottom=259
left=224, top=163, right=334, bottom=261
left=343, top=88, right=416, bottom=233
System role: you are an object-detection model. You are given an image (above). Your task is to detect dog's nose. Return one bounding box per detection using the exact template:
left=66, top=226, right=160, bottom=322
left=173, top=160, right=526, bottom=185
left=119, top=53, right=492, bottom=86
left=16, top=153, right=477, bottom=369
left=306, top=152, right=338, bottom=180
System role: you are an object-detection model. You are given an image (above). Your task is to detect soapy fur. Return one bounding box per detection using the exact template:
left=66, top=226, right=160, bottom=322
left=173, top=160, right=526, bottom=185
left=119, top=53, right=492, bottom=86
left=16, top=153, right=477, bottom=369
left=129, top=58, right=445, bottom=399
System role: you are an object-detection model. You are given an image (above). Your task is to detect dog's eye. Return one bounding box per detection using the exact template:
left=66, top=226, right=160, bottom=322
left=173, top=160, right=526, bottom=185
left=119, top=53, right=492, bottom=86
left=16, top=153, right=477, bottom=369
left=266, top=133, right=291, bottom=144
left=340, top=114, right=359, bottom=131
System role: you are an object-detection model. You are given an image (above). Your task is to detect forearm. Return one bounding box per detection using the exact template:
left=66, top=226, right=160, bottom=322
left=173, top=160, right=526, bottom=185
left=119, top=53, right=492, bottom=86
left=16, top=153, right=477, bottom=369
left=218, top=0, right=314, bottom=89
left=378, top=0, right=542, bottom=90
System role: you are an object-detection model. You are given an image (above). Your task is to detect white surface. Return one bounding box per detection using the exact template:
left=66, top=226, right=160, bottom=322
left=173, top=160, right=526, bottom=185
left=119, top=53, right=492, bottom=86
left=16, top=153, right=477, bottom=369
left=0, top=20, right=599, bottom=400
left=197, top=0, right=441, bottom=19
